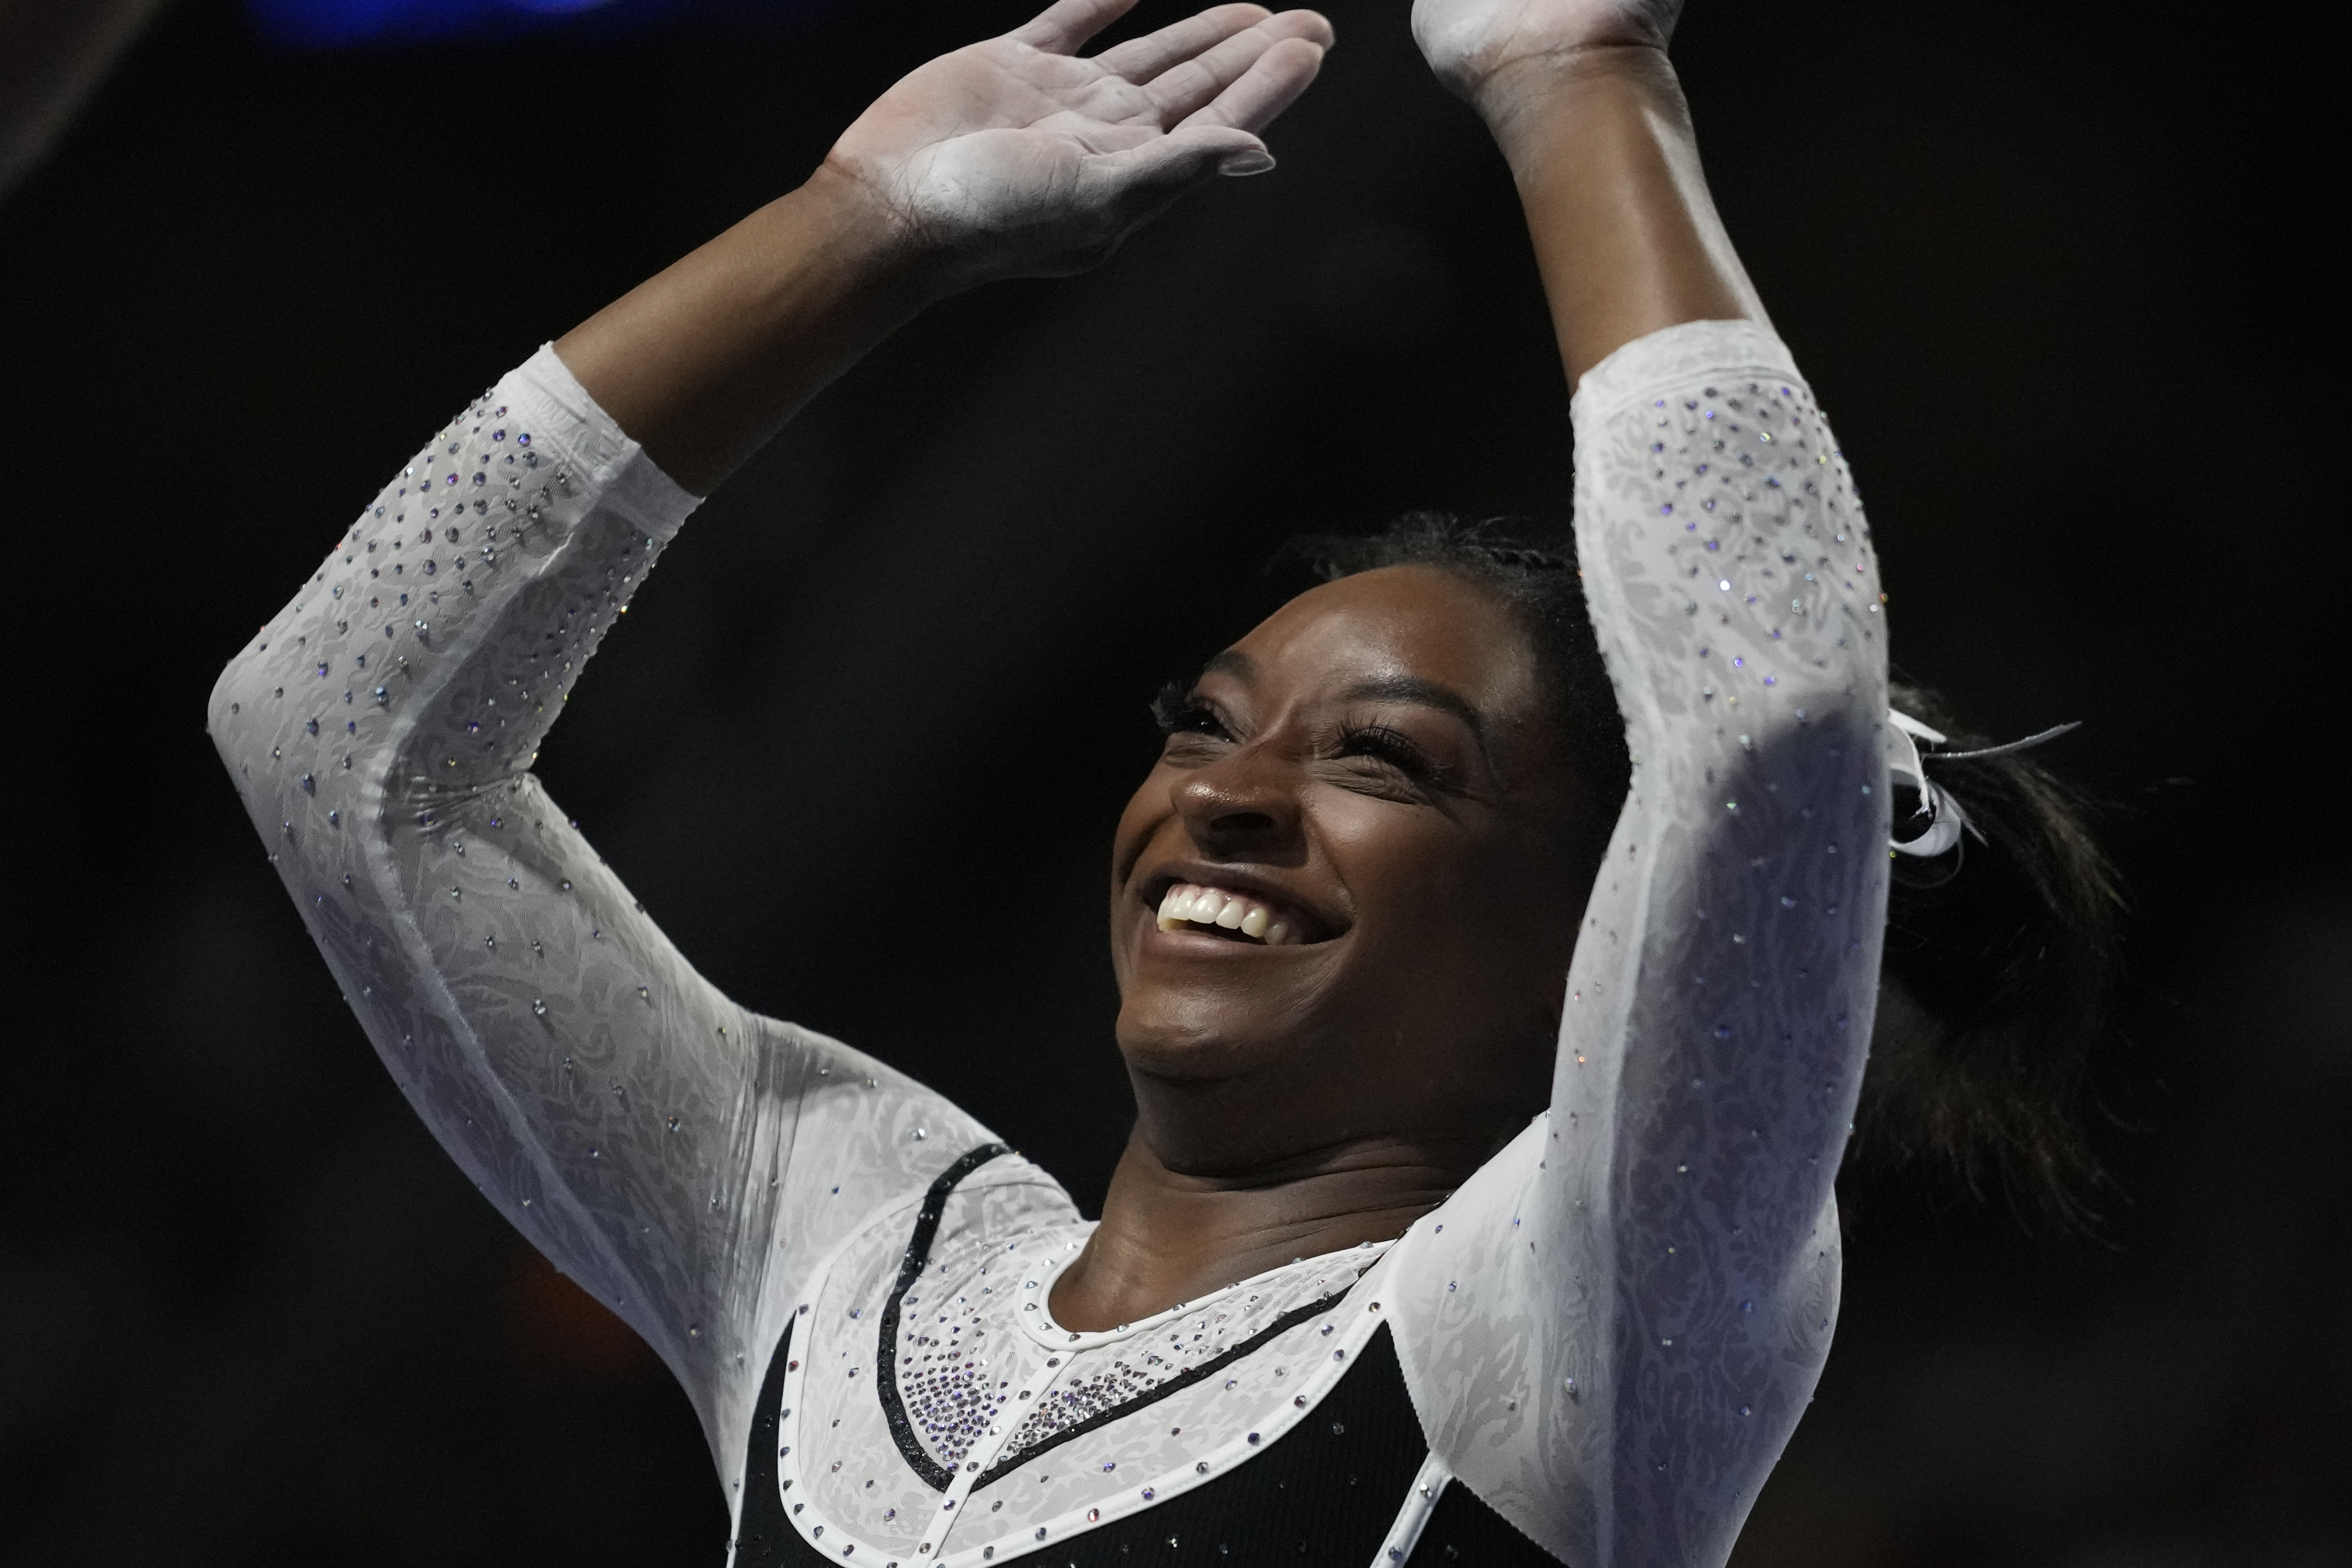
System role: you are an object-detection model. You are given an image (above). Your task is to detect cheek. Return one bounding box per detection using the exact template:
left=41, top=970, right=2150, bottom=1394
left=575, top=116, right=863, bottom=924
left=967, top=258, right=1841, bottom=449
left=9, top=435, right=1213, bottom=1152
left=1109, top=767, right=1181, bottom=908
left=1312, top=800, right=1481, bottom=923
left=1324, top=806, right=1570, bottom=963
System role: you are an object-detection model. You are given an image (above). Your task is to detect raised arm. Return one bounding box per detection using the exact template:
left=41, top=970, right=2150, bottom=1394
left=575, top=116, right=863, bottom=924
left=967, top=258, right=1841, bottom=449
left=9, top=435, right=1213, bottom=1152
left=1416, top=0, right=1758, bottom=380
left=558, top=0, right=1331, bottom=492
left=207, top=0, right=1331, bottom=1478
left=1392, top=4, right=1889, bottom=1563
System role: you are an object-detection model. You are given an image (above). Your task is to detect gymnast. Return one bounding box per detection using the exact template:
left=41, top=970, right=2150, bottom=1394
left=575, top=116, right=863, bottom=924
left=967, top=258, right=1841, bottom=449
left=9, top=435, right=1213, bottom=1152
left=210, top=1, right=2114, bottom=1560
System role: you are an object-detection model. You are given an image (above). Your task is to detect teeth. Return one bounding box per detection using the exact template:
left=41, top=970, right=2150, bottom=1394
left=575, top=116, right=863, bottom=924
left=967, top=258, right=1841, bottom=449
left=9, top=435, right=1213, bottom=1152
left=1151, top=882, right=1301, bottom=945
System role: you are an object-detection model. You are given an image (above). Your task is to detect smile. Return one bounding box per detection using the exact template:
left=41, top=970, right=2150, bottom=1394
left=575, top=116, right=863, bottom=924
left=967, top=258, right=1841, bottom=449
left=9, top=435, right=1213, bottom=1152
left=1153, top=882, right=1302, bottom=946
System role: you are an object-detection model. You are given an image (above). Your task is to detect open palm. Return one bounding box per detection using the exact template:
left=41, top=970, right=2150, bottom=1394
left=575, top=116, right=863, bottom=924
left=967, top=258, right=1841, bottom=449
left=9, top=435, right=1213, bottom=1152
left=829, top=0, right=1331, bottom=282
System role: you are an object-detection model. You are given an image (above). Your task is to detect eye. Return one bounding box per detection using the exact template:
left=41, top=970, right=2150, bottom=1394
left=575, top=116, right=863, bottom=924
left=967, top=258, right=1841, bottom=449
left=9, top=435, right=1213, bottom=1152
left=1336, top=722, right=1441, bottom=782
left=1152, top=683, right=1232, bottom=741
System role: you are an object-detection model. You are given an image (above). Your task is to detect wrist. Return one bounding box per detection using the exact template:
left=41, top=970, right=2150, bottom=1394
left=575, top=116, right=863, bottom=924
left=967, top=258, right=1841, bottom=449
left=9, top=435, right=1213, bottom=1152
left=788, top=158, right=959, bottom=305
left=1466, top=42, right=1676, bottom=160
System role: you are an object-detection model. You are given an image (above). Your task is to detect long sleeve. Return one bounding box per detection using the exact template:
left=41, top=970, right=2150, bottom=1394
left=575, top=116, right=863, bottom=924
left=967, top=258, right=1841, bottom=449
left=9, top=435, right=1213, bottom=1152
left=1392, top=320, right=1890, bottom=1565
left=206, top=348, right=1011, bottom=1481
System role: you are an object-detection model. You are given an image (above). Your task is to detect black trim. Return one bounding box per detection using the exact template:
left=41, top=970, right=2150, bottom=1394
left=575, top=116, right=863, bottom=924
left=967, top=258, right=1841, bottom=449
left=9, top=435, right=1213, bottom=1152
left=969, top=1323, right=1444, bottom=1566
left=730, top=1307, right=1564, bottom=1565
left=1411, top=1473, right=1564, bottom=1564
left=729, top=1315, right=796, bottom=1567
left=971, top=1283, right=1360, bottom=1490
left=871, top=1142, right=1010, bottom=1491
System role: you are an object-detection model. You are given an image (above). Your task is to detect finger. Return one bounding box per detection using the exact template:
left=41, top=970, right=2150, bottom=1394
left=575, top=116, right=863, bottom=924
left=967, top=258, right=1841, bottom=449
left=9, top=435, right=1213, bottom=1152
left=1257, top=7, right=1335, bottom=48
left=1080, top=123, right=1269, bottom=229
left=1145, top=11, right=1332, bottom=124
left=1010, top=0, right=1139, bottom=55
left=1170, top=34, right=1325, bottom=135
left=1093, top=4, right=1267, bottom=82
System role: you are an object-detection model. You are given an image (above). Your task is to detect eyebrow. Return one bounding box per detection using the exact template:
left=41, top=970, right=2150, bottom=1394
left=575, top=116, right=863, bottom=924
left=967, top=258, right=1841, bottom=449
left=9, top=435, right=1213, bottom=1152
left=1202, top=648, right=1255, bottom=681
left=1199, top=652, right=1491, bottom=746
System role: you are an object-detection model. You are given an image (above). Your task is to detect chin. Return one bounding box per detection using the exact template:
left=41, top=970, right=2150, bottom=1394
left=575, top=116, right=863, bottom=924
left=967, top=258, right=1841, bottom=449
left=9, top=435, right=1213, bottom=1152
left=1113, top=987, right=1303, bottom=1085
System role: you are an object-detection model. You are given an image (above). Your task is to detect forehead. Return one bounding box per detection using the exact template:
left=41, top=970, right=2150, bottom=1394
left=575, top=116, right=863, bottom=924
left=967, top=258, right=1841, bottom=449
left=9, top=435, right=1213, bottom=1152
left=1221, top=565, right=1539, bottom=712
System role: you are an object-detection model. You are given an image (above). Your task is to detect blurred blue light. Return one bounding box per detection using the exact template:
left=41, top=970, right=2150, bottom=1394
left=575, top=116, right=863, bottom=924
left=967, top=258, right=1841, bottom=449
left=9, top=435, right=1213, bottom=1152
left=248, top=0, right=803, bottom=48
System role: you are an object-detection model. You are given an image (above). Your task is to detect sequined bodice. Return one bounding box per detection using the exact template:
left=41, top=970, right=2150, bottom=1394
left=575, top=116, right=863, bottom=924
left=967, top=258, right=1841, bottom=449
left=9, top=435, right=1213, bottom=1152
left=209, top=320, right=1889, bottom=1568
left=757, top=1146, right=1405, bottom=1562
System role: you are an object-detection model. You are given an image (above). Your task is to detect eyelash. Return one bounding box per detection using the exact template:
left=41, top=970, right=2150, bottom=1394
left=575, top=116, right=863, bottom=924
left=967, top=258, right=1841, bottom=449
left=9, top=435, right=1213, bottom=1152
left=1153, top=687, right=1442, bottom=783
left=1152, top=682, right=1223, bottom=736
left=1336, top=722, right=1439, bottom=780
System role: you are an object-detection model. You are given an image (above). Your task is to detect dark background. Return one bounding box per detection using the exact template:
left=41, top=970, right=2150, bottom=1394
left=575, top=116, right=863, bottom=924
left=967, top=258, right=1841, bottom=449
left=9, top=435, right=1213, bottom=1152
left=2, top=1, right=2343, bottom=1564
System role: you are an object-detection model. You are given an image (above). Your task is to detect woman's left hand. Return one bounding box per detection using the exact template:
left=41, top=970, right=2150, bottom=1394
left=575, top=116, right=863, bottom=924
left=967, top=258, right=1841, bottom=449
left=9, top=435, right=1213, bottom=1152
left=827, top=0, right=1333, bottom=287
left=1411, top=0, right=1679, bottom=105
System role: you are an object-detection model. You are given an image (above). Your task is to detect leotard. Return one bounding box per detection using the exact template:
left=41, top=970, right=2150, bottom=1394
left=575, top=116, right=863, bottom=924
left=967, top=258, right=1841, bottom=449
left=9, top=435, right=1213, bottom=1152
left=209, top=317, right=1889, bottom=1567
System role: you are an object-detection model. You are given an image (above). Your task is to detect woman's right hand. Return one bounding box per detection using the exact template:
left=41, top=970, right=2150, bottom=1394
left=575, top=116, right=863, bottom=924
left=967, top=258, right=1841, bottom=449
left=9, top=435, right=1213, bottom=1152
left=555, top=0, right=1328, bottom=491
left=826, top=0, right=1332, bottom=288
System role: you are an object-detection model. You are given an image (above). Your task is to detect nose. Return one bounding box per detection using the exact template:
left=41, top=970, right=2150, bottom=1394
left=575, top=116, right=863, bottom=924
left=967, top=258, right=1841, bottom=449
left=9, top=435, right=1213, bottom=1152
left=1172, top=748, right=1304, bottom=860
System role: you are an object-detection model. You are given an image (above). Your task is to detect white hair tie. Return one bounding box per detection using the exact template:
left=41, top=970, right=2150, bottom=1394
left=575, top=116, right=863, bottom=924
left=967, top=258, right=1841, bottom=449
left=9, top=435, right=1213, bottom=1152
left=1887, top=708, right=2081, bottom=858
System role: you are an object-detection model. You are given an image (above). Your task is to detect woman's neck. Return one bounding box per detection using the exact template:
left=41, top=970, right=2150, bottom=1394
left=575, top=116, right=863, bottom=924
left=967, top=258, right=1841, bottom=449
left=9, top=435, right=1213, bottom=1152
left=1047, top=1128, right=1490, bottom=1331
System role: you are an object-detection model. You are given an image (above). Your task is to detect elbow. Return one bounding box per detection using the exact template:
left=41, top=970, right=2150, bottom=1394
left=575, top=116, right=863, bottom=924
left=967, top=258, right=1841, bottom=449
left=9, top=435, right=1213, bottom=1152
left=207, top=638, right=290, bottom=834
left=207, top=632, right=329, bottom=810
left=209, top=638, right=257, bottom=738
left=208, top=634, right=269, bottom=763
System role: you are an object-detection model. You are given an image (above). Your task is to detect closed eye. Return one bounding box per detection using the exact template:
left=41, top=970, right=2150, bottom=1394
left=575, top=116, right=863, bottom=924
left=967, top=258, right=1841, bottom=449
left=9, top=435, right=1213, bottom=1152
left=1336, top=721, right=1446, bottom=784
left=1153, top=683, right=1232, bottom=742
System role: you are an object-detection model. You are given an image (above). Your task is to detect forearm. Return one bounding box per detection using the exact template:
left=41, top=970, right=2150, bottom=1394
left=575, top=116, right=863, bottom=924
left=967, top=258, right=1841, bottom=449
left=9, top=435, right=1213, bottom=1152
left=557, top=0, right=1331, bottom=493
left=202, top=349, right=742, bottom=1371
left=1500, top=321, right=1886, bottom=1566
left=1478, top=45, right=1763, bottom=386
left=555, top=164, right=931, bottom=496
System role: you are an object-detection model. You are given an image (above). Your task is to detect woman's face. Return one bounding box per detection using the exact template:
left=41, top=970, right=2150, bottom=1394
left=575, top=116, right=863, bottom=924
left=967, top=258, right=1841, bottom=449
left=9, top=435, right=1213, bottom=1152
left=1109, top=565, right=1605, bottom=1175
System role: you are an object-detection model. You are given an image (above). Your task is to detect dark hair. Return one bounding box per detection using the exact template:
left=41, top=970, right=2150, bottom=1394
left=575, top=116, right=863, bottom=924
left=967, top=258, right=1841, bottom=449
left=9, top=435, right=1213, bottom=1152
left=1290, top=514, right=2124, bottom=1231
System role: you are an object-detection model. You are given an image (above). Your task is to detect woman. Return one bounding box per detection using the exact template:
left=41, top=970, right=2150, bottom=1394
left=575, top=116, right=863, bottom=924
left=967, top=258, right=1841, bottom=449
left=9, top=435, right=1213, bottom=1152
left=206, top=0, right=2102, bottom=1561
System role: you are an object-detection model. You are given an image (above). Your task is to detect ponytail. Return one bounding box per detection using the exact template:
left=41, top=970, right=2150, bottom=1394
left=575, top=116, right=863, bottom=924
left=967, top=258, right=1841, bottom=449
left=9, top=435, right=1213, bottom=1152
left=1860, top=680, right=2126, bottom=1230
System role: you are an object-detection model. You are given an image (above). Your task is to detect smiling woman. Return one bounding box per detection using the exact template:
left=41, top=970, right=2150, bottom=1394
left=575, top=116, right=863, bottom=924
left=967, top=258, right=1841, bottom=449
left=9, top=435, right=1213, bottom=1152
left=202, top=1, right=2085, bottom=1564
left=1096, top=564, right=1604, bottom=1236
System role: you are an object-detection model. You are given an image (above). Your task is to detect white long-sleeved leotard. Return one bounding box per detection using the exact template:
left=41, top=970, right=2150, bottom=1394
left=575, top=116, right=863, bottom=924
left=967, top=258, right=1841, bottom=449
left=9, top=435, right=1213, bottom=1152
left=208, top=318, right=1888, bottom=1568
